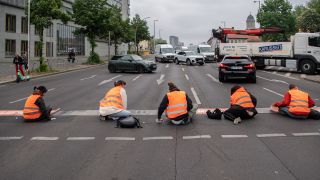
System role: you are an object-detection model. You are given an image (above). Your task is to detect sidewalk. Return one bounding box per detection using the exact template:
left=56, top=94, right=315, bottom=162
left=0, top=56, right=107, bottom=84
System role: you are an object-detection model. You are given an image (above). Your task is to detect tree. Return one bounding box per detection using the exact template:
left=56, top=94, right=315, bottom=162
left=72, top=0, right=112, bottom=63
left=308, top=0, right=320, bottom=14
left=131, top=14, right=151, bottom=54
left=257, top=0, right=296, bottom=41
left=27, top=0, right=69, bottom=72
left=297, top=9, right=320, bottom=32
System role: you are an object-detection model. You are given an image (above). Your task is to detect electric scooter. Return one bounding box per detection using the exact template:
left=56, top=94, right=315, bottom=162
left=16, top=68, right=30, bottom=83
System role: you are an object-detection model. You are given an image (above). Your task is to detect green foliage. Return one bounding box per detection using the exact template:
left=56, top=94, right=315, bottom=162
left=308, top=0, right=320, bottom=14
left=297, top=9, right=320, bottom=32
left=131, top=14, right=151, bottom=53
left=257, top=0, right=296, bottom=41
left=87, top=51, right=101, bottom=64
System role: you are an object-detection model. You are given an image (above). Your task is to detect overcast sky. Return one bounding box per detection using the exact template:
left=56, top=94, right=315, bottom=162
left=131, top=0, right=308, bottom=45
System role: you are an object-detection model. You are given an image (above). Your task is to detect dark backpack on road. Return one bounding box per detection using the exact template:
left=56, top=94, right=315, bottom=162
left=116, top=116, right=143, bottom=128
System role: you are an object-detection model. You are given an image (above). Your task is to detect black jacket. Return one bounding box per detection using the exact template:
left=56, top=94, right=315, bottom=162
left=158, top=91, right=193, bottom=120
left=13, top=56, right=24, bottom=65
left=34, top=95, right=50, bottom=120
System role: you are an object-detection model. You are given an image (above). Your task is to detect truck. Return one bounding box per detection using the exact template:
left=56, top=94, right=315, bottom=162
left=217, top=33, right=320, bottom=74
left=189, top=44, right=215, bottom=62
left=154, top=44, right=175, bottom=63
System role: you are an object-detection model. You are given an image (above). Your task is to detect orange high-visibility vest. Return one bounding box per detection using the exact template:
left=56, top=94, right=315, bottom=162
left=288, top=89, right=310, bottom=114
left=100, top=86, right=124, bottom=109
left=230, top=87, right=254, bottom=108
left=23, top=94, right=41, bottom=120
left=166, top=91, right=188, bottom=119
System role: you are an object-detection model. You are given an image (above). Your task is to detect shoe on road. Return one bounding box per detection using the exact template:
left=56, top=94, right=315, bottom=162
left=233, top=117, right=242, bottom=125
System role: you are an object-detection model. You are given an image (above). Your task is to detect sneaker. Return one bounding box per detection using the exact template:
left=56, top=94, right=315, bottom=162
left=99, top=115, right=106, bottom=121
left=155, top=118, right=162, bottom=124
left=247, top=110, right=254, bottom=116
left=233, top=117, right=242, bottom=125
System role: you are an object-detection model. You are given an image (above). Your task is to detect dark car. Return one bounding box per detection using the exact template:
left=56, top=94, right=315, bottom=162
left=108, top=54, right=157, bottom=73
left=218, top=55, right=256, bottom=83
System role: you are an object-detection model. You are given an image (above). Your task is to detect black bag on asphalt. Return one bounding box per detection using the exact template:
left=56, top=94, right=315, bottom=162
left=116, top=116, right=142, bottom=128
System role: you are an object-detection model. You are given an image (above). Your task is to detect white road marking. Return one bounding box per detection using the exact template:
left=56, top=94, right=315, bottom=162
left=257, top=133, right=286, bottom=138
left=263, top=88, right=284, bottom=97
left=221, top=135, right=248, bottom=138
left=31, top=137, right=59, bottom=141
left=182, top=68, right=185, bottom=72
left=185, top=74, right=189, bottom=80
left=191, top=87, right=202, bottom=105
left=105, top=137, right=135, bottom=141
left=183, top=135, right=211, bottom=139
left=262, top=71, right=298, bottom=80
left=257, top=76, right=289, bottom=84
left=0, top=136, right=23, bottom=140
left=99, top=75, right=122, bottom=86
left=143, top=136, right=174, bottom=140
left=284, top=73, right=291, bottom=77
left=80, top=75, right=96, bottom=81
left=9, top=97, right=28, bottom=104
left=292, top=132, right=320, bottom=137
left=300, top=74, right=307, bottom=79
left=278, top=67, right=284, bottom=70
left=67, top=137, right=95, bottom=141
left=157, top=74, right=165, bottom=85
left=166, top=64, right=169, bottom=68
left=48, top=88, right=56, bottom=92
left=206, top=74, right=221, bottom=84
left=0, top=85, right=6, bottom=88
left=132, top=75, right=142, bottom=81
left=265, top=66, right=273, bottom=70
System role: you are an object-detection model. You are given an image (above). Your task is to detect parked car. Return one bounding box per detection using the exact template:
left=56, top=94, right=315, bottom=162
left=155, top=44, right=175, bottom=63
left=175, top=51, right=205, bottom=66
left=218, top=55, right=256, bottom=83
left=108, top=54, right=157, bottom=73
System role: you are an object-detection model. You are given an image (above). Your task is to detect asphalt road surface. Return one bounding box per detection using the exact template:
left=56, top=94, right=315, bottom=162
left=0, top=62, right=319, bottom=180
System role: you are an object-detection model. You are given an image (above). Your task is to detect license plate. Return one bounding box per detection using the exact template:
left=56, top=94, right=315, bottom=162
left=231, top=66, right=243, bottom=70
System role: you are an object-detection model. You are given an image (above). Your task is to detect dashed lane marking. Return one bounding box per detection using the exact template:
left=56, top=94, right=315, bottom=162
left=292, top=132, right=320, bottom=137
left=257, top=76, right=289, bottom=84
left=166, top=64, right=169, bottom=68
left=143, top=136, right=174, bottom=141
left=284, top=73, right=291, bottom=77
left=9, top=88, right=56, bottom=104
left=185, top=74, right=189, bottom=80
left=191, top=87, right=202, bottom=105
left=301, top=74, right=307, bottom=79
left=257, top=133, right=287, bottom=138
left=99, top=75, right=122, bottom=86
left=80, top=75, right=96, bottom=81
left=48, top=88, right=56, bottom=92
left=182, top=135, right=211, bottom=140
left=206, top=74, right=221, bottom=84
left=182, top=68, right=185, bottom=72
left=0, top=136, right=23, bottom=140
left=67, top=137, right=95, bottom=141
left=221, top=135, right=248, bottom=138
left=157, top=74, right=165, bottom=85
left=31, top=137, right=59, bottom=141
left=132, top=75, right=142, bottom=81
left=105, top=137, right=136, bottom=141
left=262, top=71, right=299, bottom=80
left=263, top=88, right=284, bottom=97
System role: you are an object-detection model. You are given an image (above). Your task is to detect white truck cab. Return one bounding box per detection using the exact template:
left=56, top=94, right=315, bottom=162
left=189, top=44, right=215, bottom=62
left=155, top=44, right=175, bottom=63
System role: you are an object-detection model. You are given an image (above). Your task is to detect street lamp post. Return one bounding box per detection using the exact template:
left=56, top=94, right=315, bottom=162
left=135, top=17, right=150, bottom=53
left=27, top=0, right=31, bottom=71
left=254, top=0, right=261, bottom=10
left=221, top=21, right=226, bottom=28
left=153, top=19, right=158, bottom=53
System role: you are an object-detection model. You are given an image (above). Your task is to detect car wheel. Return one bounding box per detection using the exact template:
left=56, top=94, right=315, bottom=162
left=186, top=59, right=191, bottom=66
left=109, top=65, right=116, bottom=73
left=300, top=60, right=316, bottom=75
left=219, top=74, right=225, bottom=82
left=175, top=58, right=179, bottom=64
left=136, top=66, right=145, bottom=73
left=250, top=76, right=257, bottom=83
left=199, top=62, right=204, bottom=66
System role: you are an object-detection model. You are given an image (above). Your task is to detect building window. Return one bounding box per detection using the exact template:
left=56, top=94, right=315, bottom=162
left=6, top=14, right=16, bottom=32
left=21, top=40, right=28, bottom=55
left=57, top=24, right=85, bottom=56
left=21, top=17, right=28, bottom=34
left=34, top=41, right=42, bottom=57
left=46, top=25, right=54, bottom=37
left=46, top=42, right=54, bottom=57
left=5, top=39, right=16, bottom=57
left=35, top=28, right=42, bottom=36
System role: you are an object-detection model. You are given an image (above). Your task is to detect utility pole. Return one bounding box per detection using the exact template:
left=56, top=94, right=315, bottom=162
left=108, top=31, right=111, bottom=61
left=153, top=19, right=158, bottom=53
left=254, top=0, right=261, bottom=10
left=27, top=0, right=31, bottom=70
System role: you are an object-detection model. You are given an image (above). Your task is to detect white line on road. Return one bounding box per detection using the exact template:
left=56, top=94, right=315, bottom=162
left=263, top=88, right=284, bottom=97
left=221, top=135, right=248, bottom=138
left=67, top=137, right=95, bottom=141
left=80, top=75, right=96, bottom=81
left=182, top=68, right=185, bottom=72
left=284, top=73, right=291, bottom=77
left=166, top=64, right=169, bottom=68
left=9, top=97, right=28, bottom=104
left=132, top=75, right=142, bottom=81
left=157, top=74, right=165, bottom=85
left=99, top=75, right=122, bottom=86
left=257, top=76, right=289, bottom=84
left=262, top=71, right=298, bottom=80
left=48, top=88, right=56, bottom=92
left=191, top=87, right=202, bottom=105
left=292, top=132, right=320, bottom=137
left=257, top=133, right=287, bottom=138
left=206, top=74, right=221, bottom=84
left=143, top=136, right=174, bottom=141
left=185, top=74, right=189, bottom=80
left=0, top=85, right=6, bottom=88
left=0, top=136, right=23, bottom=140
left=300, top=74, right=307, bottom=79
left=105, top=137, right=136, bottom=141
left=31, top=137, right=59, bottom=141
left=183, top=135, right=211, bottom=140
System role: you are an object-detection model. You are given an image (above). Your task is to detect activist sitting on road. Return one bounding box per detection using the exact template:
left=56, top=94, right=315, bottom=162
left=157, top=82, right=198, bottom=125
left=99, top=80, right=132, bottom=120
left=23, top=86, right=52, bottom=121
left=207, top=85, right=257, bottom=124
left=272, top=84, right=320, bottom=120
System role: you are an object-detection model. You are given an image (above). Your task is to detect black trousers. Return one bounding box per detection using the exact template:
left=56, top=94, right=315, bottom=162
left=223, top=106, right=257, bottom=121
left=24, top=107, right=52, bottom=122
left=279, top=107, right=320, bottom=120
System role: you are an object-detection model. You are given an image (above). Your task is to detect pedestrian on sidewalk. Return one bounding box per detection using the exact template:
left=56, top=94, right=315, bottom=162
left=157, top=82, right=198, bottom=125
left=68, top=49, right=76, bottom=63
left=23, top=86, right=52, bottom=122
left=22, top=52, right=29, bottom=73
left=13, top=53, right=25, bottom=77
left=207, top=85, right=257, bottom=124
left=99, top=80, right=131, bottom=120
left=272, top=84, right=320, bottom=120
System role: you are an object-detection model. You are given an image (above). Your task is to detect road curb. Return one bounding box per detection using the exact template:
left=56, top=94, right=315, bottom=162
left=302, top=77, right=320, bottom=84
left=0, top=63, right=106, bottom=85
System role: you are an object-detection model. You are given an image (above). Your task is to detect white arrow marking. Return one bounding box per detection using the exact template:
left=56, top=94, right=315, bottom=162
left=191, top=87, right=202, bottom=105
left=132, top=75, right=142, bottom=81
left=157, top=74, right=165, bottom=85
left=81, top=75, right=96, bottom=81
left=99, top=75, right=122, bottom=86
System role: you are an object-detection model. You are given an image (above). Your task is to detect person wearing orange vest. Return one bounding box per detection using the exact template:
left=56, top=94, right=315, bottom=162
left=99, top=80, right=131, bottom=120
left=23, top=86, right=52, bottom=121
left=157, top=82, right=198, bottom=125
left=273, top=84, right=320, bottom=119
left=209, top=85, right=257, bottom=125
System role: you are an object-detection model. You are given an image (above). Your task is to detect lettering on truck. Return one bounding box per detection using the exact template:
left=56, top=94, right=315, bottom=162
left=259, top=44, right=283, bottom=53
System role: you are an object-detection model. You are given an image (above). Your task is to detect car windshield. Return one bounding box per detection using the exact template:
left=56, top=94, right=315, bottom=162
left=185, top=51, right=196, bottom=56
left=223, top=57, right=251, bottom=63
left=199, top=47, right=213, bottom=53
left=161, top=48, right=174, bottom=53
left=131, top=55, right=143, bottom=61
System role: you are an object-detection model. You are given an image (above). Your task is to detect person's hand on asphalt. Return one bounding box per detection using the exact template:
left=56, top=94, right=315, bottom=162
left=156, top=118, right=163, bottom=124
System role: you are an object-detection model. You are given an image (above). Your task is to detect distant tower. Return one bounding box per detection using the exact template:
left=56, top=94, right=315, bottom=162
left=246, top=13, right=256, bottom=29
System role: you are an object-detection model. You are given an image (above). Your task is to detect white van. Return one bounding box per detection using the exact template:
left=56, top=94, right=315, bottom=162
left=155, top=44, right=175, bottom=63
left=189, top=44, right=215, bottom=62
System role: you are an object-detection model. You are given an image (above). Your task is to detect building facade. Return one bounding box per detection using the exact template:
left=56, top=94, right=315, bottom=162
left=169, top=36, right=179, bottom=48
left=0, top=0, right=130, bottom=61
